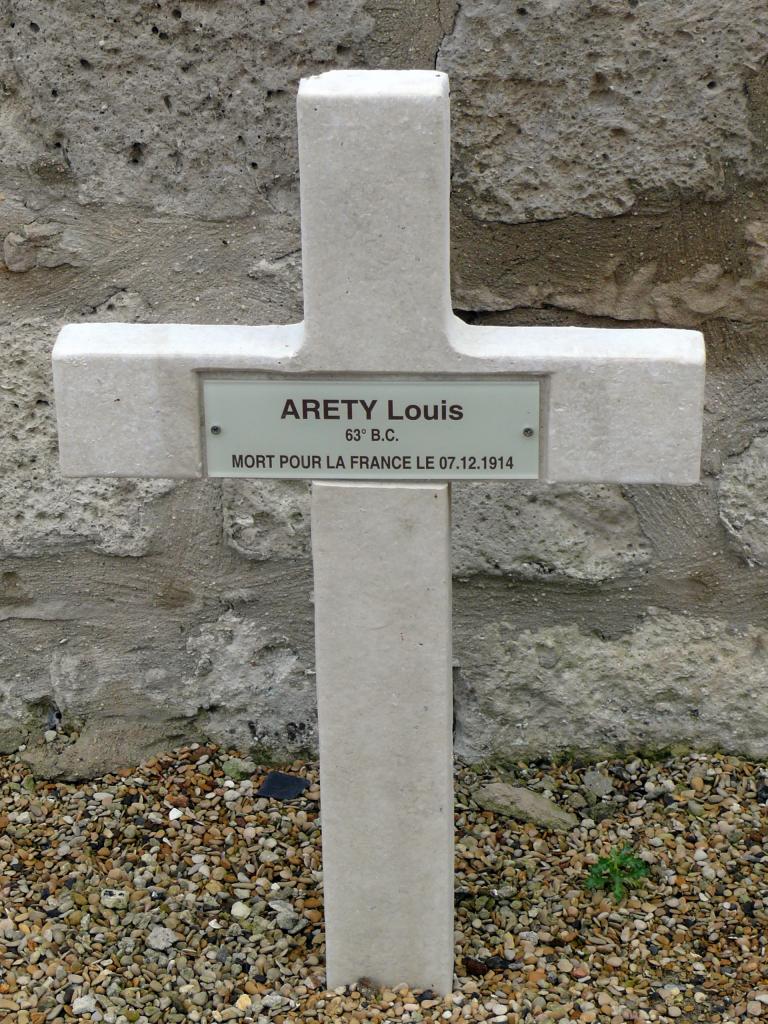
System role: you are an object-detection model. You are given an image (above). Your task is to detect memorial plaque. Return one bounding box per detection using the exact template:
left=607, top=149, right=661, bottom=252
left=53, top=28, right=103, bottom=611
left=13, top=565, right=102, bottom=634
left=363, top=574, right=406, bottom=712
left=202, top=377, right=541, bottom=480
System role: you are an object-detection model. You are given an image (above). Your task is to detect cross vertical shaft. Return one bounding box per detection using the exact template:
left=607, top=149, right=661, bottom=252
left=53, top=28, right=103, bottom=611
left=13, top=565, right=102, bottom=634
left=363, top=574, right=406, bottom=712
left=297, top=70, right=453, bottom=371
left=312, top=482, right=454, bottom=992
left=298, top=72, right=457, bottom=991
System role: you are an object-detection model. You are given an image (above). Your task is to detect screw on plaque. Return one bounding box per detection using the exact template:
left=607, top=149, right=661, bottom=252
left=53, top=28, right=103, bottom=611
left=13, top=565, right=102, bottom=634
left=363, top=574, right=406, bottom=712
left=210, top=424, right=222, bottom=435
left=523, top=426, right=535, bottom=437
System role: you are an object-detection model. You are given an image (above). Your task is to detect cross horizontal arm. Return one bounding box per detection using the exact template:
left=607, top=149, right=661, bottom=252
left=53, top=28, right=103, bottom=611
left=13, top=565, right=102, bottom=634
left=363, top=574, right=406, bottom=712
left=53, top=320, right=703, bottom=482
left=454, top=322, right=705, bottom=484
left=53, top=322, right=302, bottom=478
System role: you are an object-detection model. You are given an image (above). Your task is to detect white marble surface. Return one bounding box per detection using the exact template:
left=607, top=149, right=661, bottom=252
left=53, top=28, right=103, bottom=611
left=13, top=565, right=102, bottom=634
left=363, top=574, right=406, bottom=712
left=312, top=481, right=454, bottom=992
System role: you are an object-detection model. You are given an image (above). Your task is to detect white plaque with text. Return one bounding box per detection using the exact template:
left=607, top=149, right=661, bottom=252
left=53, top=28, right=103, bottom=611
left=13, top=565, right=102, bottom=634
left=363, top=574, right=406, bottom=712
left=202, top=378, right=540, bottom=480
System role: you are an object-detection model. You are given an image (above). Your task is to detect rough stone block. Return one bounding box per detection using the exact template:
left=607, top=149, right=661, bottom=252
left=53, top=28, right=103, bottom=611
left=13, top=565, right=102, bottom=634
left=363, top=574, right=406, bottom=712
left=2, top=0, right=373, bottom=218
left=439, top=0, right=768, bottom=222
left=223, top=480, right=311, bottom=561
left=0, top=320, right=175, bottom=557
left=474, top=783, right=578, bottom=831
left=3, top=222, right=80, bottom=273
left=718, top=435, right=768, bottom=566
left=453, top=482, right=650, bottom=581
left=186, top=611, right=315, bottom=756
left=4, top=606, right=315, bottom=778
left=453, top=218, right=768, bottom=329
left=454, top=610, right=768, bottom=761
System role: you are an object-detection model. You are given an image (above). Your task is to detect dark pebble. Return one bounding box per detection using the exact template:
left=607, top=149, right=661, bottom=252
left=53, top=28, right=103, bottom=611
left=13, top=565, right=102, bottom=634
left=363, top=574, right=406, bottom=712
left=463, top=956, right=488, bottom=976
left=255, top=771, right=310, bottom=801
left=484, top=955, right=510, bottom=971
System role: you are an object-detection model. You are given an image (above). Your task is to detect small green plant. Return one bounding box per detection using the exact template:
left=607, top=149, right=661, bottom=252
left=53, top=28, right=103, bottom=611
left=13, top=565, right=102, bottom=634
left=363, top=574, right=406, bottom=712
left=585, top=845, right=649, bottom=901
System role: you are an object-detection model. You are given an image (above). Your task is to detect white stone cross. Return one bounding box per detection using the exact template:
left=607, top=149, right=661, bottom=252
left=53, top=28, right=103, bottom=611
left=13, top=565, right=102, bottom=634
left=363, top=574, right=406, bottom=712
left=52, top=70, right=705, bottom=994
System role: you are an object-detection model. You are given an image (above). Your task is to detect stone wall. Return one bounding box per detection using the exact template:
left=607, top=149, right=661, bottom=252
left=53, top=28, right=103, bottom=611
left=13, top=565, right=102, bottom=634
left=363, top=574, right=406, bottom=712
left=3, top=0, right=768, bottom=777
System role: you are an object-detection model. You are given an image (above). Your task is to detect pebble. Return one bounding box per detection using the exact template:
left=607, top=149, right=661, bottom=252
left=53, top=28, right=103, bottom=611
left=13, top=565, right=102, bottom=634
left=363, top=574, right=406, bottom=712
left=583, top=769, right=614, bottom=799
left=100, top=888, right=128, bottom=909
left=146, top=925, right=179, bottom=950
left=475, top=783, right=578, bottom=830
left=276, top=909, right=303, bottom=931
left=222, top=757, right=257, bottom=780
left=231, top=901, right=251, bottom=919
left=72, top=995, right=97, bottom=1015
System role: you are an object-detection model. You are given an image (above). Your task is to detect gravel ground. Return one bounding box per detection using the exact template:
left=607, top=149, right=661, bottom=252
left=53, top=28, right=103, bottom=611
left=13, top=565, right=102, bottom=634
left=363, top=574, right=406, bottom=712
left=1, top=745, right=767, bottom=1023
